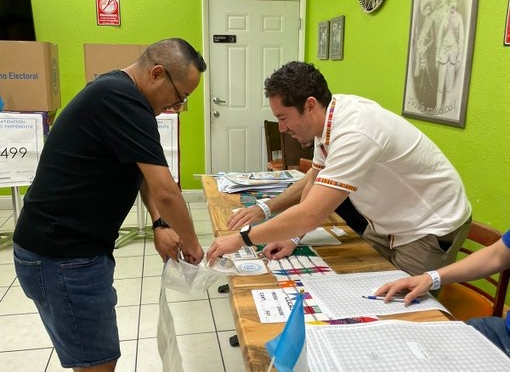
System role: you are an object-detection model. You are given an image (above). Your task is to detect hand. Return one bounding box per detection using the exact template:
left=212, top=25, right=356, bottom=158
left=227, top=206, right=264, bottom=230
left=206, top=233, right=244, bottom=266
left=374, top=273, right=432, bottom=305
left=153, top=228, right=182, bottom=262
left=181, top=241, right=205, bottom=265
left=261, top=240, right=297, bottom=260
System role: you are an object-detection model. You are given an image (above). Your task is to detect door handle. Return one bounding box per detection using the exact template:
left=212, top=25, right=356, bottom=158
left=212, top=97, right=226, bottom=104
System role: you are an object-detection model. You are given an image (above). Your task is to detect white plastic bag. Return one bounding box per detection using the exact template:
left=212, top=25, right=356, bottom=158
left=157, top=259, right=226, bottom=371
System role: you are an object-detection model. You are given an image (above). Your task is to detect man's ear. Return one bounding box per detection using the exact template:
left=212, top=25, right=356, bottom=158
left=304, top=96, right=317, bottom=112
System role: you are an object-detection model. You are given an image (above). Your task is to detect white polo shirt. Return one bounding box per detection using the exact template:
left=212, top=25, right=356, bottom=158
left=313, top=94, right=471, bottom=247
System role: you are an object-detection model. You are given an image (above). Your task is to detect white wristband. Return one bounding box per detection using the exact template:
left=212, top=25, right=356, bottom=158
left=425, top=270, right=441, bottom=290
left=290, top=237, right=301, bottom=246
left=256, top=200, right=271, bottom=219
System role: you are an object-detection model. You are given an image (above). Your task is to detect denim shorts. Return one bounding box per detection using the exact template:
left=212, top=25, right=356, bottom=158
left=13, top=244, right=120, bottom=368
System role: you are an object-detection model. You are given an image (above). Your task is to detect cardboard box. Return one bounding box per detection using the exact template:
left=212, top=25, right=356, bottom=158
left=83, top=43, right=147, bottom=83
left=0, top=41, right=61, bottom=112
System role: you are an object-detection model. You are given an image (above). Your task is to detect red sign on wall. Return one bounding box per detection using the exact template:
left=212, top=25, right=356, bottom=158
left=96, top=0, right=121, bottom=26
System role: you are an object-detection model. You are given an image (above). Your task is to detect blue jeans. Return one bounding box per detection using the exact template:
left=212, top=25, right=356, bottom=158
left=13, top=244, right=120, bottom=368
left=466, top=315, right=510, bottom=358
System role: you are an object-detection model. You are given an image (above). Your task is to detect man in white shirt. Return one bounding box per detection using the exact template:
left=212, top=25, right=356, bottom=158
left=207, top=61, right=471, bottom=276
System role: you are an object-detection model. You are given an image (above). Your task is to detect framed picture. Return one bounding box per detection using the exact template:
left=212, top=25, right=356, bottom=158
left=504, top=0, right=510, bottom=45
left=402, top=0, right=478, bottom=128
left=318, top=21, right=329, bottom=60
left=329, top=16, right=345, bottom=60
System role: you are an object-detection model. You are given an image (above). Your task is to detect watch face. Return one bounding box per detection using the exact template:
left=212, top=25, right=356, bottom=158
left=241, top=225, right=250, bottom=233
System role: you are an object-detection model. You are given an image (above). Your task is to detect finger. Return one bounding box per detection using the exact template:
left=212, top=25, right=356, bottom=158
left=373, top=284, right=388, bottom=297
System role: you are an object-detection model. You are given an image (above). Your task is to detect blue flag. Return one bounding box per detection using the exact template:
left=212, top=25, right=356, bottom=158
left=265, top=292, right=307, bottom=372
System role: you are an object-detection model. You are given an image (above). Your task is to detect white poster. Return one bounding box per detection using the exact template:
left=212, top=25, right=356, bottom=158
left=156, top=113, right=179, bottom=183
left=0, top=113, right=44, bottom=187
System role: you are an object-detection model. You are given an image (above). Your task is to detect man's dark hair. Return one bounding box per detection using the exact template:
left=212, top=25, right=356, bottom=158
left=141, top=38, right=207, bottom=80
left=264, top=61, right=332, bottom=114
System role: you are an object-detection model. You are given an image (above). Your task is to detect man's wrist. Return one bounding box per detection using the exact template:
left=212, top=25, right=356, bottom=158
left=256, top=200, right=271, bottom=219
left=425, top=270, right=441, bottom=290
left=152, top=217, right=170, bottom=230
left=290, top=237, right=301, bottom=246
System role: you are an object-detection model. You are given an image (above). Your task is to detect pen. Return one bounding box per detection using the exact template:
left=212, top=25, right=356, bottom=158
left=362, top=295, right=420, bottom=304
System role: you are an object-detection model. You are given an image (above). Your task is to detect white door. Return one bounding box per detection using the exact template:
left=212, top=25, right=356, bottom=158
left=205, top=0, right=304, bottom=173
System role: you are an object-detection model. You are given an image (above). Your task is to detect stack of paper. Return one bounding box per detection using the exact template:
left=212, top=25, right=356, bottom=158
left=306, top=320, right=510, bottom=371
left=217, top=170, right=304, bottom=193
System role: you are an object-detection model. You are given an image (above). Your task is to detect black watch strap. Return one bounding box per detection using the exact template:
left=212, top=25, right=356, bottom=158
left=240, top=225, right=254, bottom=246
left=152, top=217, right=170, bottom=230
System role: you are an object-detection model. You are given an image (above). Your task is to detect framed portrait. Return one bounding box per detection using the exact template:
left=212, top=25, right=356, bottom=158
left=329, top=16, right=345, bottom=60
left=504, top=0, right=510, bottom=45
left=318, top=21, right=329, bottom=60
left=402, top=0, right=479, bottom=128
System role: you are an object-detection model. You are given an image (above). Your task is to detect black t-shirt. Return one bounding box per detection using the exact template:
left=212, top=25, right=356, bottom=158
left=14, top=70, right=168, bottom=257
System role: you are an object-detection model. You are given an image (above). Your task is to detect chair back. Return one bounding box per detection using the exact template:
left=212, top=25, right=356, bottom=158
left=299, top=158, right=313, bottom=173
left=438, top=221, right=510, bottom=320
left=263, top=120, right=283, bottom=170
left=281, top=132, right=313, bottom=170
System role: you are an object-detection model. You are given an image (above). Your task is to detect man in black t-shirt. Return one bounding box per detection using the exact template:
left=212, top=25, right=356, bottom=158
left=13, top=38, right=206, bottom=371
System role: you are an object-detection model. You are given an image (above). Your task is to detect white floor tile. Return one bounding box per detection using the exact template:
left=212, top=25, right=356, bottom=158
left=0, top=348, right=53, bottom=372
left=217, top=331, right=245, bottom=372
left=0, top=197, right=247, bottom=372
left=114, top=256, right=144, bottom=280
left=114, top=277, right=142, bottom=307
left=143, top=254, right=165, bottom=277
left=0, top=245, right=13, bottom=264
left=0, top=313, right=53, bottom=351
left=46, top=349, right=70, bottom=371
left=116, top=305, right=140, bottom=342
left=114, top=241, right=145, bottom=258
left=179, top=333, right=225, bottom=372
left=207, top=276, right=231, bottom=300
left=211, top=297, right=236, bottom=331
left=193, top=220, right=214, bottom=235
left=117, top=339, right=138, bottom=372
left=0, top=285, right=38, bottom=315
left=135, top=337, right=163, bottom=372
left=0, top=263, right=16, bottom=286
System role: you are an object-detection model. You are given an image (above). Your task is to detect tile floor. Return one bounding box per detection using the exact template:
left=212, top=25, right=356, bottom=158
left=0, top=191, right=244, bottom=371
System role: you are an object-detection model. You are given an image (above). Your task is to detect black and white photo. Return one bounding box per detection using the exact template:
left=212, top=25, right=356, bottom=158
left=402, top=0, right=478, bottom=128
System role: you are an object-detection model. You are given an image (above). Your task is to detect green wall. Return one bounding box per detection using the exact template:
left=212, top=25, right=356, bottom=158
left=25, top=0, right=508, bottom=232
left=31, top=0, right=206, bottom=189
left=306, top=1, right=509, bottom=232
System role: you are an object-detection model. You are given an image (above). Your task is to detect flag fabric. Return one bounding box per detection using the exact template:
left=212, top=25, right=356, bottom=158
left=265, top=292, right=308, bottom=372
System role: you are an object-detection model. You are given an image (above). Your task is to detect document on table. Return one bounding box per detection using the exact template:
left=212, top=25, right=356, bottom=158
left=208, top=245, right=268, bottom=276
left=300, top=270, right=449, bottom=319
left=300, top=227, right=343, bottom=246
left=306, top=320, right=510, bottom=372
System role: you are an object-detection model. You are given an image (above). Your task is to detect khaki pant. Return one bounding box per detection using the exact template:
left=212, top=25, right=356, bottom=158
left=363, top=217, right=472, bottom=276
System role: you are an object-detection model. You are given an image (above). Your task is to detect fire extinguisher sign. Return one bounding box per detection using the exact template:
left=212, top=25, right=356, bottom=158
left=96, top=0, right=121, bottom=26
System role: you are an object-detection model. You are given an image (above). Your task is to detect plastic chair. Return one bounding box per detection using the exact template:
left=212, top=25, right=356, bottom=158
left=437, top=221, right=510, bottom=321
left=281, top=132, right=313, bottom=170
left=263, top=120, right=283, bottom=171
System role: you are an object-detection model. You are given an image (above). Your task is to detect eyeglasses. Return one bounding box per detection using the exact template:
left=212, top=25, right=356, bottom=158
left=161, top=66, right=188, bottom=109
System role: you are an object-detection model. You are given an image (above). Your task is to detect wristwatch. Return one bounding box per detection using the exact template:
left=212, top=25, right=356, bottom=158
left=240, top=224, right=254, bottom=246
left=152, top=217, right=170, bottom=230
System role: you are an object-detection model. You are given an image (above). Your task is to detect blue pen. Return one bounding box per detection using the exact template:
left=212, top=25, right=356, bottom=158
left=362, top=295, right=420, bottom=304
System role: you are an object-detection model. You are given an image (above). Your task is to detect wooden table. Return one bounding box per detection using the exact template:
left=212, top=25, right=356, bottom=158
left=201, top=176, right=451, bottom=372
